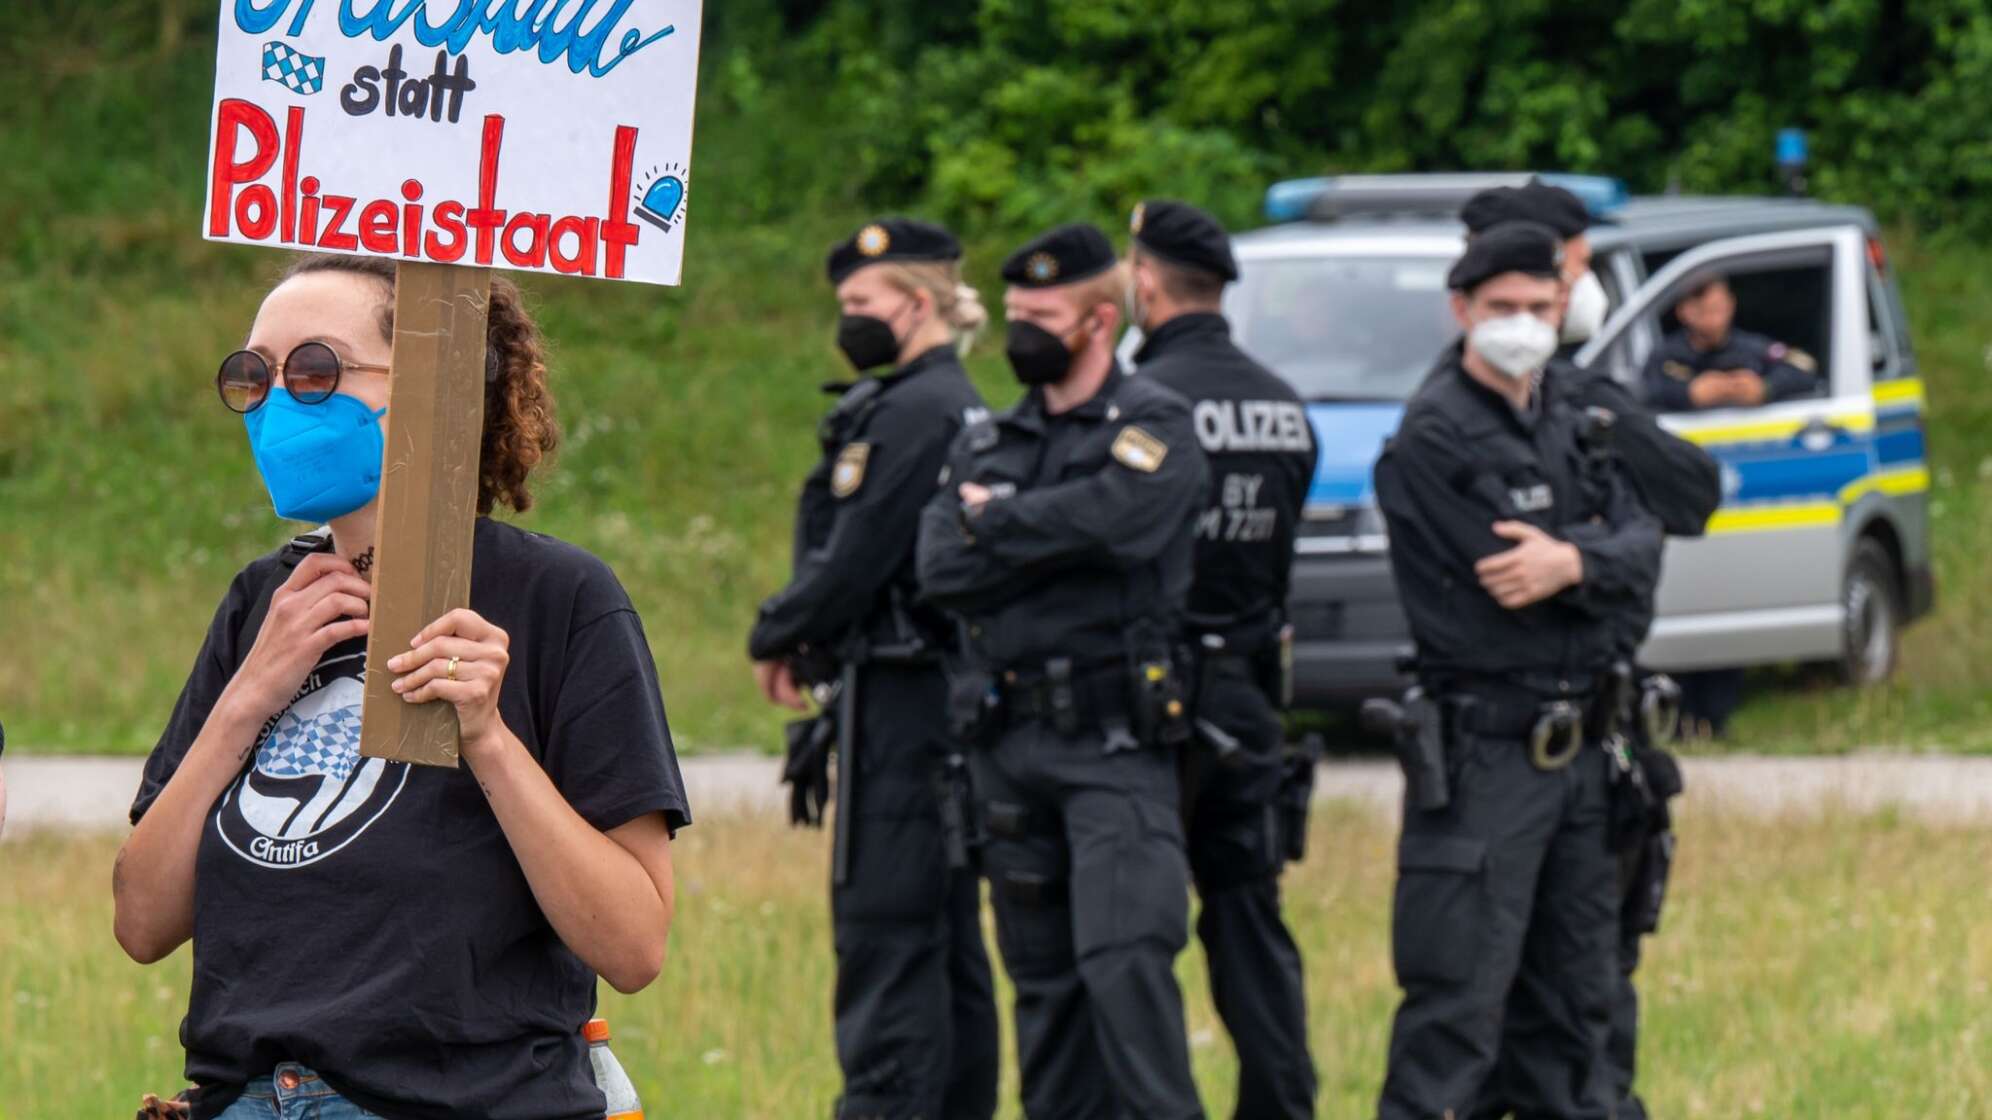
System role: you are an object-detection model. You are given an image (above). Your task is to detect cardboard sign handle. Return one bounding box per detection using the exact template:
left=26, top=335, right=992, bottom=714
left=359, top=261, right=493, bottom=768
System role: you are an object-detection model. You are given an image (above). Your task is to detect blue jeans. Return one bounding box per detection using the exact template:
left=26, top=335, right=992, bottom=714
left=214, top=1064, right=384, bottom=1120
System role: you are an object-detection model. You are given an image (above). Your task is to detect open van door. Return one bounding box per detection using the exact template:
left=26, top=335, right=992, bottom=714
left=1574, top=225, right=1875, bottom=671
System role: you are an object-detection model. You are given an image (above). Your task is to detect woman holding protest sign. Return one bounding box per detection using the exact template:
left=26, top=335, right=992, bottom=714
left=113, top=254, right=689, bottom=1120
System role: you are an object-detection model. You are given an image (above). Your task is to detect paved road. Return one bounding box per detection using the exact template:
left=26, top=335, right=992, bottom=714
left=5, top=751, right=1989, bottom=840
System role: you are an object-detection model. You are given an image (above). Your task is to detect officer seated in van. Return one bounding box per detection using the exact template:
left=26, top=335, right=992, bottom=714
left=1642, top=273, right=1818, bottom=412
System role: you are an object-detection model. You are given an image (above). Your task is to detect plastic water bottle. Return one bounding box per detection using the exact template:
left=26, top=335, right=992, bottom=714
left=585, top=1018, right=644, bottom=1119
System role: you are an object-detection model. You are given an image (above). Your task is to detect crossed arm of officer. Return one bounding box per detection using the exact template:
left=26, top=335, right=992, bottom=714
left=920, top=402, right=1208, bottom=606
left=957, top=410, right=1205, bottom=569
left=1474, top=521, right=1584, bottom=608
left=1687, top=368, right=1769, bottom=409
left=1385, top=413, right=1662, bottom=614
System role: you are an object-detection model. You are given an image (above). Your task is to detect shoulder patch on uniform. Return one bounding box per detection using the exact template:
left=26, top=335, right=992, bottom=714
left=1111, top=426, right=1169, bottom=473
left=962, top=404, right=991, bottom=427
left=832, top=442, right=870, bottom=498
left=1663, top=360, right=1694, bottom=382
left=1784, top=347, right=1818, bottom=373
left=967, top=420, right=999, bottom=452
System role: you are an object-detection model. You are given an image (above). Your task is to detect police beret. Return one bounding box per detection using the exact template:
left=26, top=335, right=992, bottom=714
left=1447, top=221, right=1564, bottom=293
left=1001, top=223, right=1117, bottom=288
left=825, top=217, right=962, bottom=284
left=1459, top=179, right=1590, bottom=239
left=1129, top=199, right=1238, bottom=282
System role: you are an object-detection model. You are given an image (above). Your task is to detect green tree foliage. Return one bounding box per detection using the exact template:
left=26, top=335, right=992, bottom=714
left=741, top=0, right=1992, bottom=233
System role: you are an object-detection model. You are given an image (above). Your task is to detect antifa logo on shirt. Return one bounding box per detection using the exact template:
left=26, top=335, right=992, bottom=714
left=215, top=649, right=409, bottom=870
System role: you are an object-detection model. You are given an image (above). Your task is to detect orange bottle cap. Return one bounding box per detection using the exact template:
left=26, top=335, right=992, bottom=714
left=584, top=1018, right=612, bottom=1043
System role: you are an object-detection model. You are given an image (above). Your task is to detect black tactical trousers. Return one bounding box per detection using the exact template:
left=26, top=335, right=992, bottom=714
left=1378, top=734, right=1617, bottom=1120
left=1606, top=830, right=1666, bottom=1120
left=833, top=662, right=999, bottom=1120
left=1467, top=904, right=1644, bottom=1120
left=1474, top=757, right=1674, bottom=1120
left=973, top=717, right=1204, bottom=1120
left=1181, top=659, right=1316, bottom=1120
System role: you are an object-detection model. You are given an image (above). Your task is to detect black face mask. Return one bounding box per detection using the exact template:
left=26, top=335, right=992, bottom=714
left=1005, top=319, right=1088, bottom=386
left=835, top=313, right=901, bottom=373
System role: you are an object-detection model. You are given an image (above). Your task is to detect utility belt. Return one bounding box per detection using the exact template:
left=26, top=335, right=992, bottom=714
left=947, top=649, right=1192, bottom=755
left=1186, top=611, right=1294, bottom=711
left=997, top=659, right=1135, bottom=727
left=1364, top=668, right=1615, bottom=814
left=1181, top=613, right=1295, bottom=770
left=1445, top=682, right=1605, bottom=772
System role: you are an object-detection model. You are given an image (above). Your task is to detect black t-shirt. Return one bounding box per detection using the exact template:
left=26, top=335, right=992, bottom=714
left=131, top=518, right=691, bottom=1120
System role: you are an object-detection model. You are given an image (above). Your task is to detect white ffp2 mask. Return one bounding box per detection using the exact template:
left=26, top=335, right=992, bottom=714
left=1561, top=270, right=1609, bottom=344
left=1470, top=314, right=1560, bottom=379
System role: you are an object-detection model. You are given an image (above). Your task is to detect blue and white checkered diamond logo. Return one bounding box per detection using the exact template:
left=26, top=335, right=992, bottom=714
left=261, top=41, right=326, bottom=97
left=260, top=705, right=364, bottom=782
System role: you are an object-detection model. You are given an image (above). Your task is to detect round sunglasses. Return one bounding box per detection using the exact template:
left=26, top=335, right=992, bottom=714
left=215, top=342, right=390, bottom=414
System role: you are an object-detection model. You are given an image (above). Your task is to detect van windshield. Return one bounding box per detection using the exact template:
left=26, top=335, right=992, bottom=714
left=1226, top=255, right=1457, bottom=401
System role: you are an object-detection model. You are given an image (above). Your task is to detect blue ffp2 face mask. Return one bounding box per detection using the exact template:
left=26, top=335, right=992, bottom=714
left=243, top=387, right=387, bottom=524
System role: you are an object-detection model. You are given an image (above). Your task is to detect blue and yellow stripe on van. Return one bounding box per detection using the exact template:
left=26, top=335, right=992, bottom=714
left=1688, top=378, right=1930, bottom=536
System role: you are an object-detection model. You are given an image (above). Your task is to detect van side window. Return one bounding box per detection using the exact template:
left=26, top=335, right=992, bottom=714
left=1639, top=257, right=1832, bottom=414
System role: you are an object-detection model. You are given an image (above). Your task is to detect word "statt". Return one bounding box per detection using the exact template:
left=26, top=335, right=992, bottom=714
left=341, top=44, right=478, bottom=123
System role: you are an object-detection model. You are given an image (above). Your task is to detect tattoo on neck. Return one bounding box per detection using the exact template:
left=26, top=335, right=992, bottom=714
left=352, top=547, right=375, bottom=577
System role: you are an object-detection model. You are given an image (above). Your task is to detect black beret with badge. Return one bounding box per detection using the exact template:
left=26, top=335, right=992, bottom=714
left=1459, top=179, right=1591, bottom=239
left=1000, top=223, right=1117, bottom=288
left=1128, top=199, right=1239, bottom=281
left=1447, top=220, right=1564, bottom=293
left=825, top=217, right=962, bottom=284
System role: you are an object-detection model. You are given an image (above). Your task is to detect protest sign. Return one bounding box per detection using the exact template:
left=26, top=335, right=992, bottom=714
left=204, top=1, right=705, bottom=765
left=205, top=0, right=703, bottom=286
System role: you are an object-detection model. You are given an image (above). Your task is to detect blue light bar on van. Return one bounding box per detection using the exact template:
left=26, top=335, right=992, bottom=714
left=1535, top=174, right=1631, bottom=218
left=1264, top=178, right=1334, bottom=223
left=1264, top=172, right=1629, bottom=224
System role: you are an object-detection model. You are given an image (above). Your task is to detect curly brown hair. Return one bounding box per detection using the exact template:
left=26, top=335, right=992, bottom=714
left=276, top=254, right=559, bottom=515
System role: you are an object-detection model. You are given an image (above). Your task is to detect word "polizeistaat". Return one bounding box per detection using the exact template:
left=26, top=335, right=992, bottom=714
left=208, top=101, right=647, bottom=278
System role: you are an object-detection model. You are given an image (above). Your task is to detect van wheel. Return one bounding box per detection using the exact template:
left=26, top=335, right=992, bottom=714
left=1840, top=538, right=1900, bottom=686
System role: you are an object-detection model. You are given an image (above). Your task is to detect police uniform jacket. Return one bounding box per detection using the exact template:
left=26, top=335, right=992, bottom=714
left=1552, top=358, right=1722, bottom=656
left=916, top=368, right=1208, bottom=671
left=1642, top=327, right=1818, bottom=412
left=1374, top=343, right=1664, bottom=686
left=1135, top=312, right=1317, bottom=635
left=750, top=345, right=987, bottom=663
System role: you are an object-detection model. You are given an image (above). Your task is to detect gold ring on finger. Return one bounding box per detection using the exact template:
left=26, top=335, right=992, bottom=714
left=446, top=655, right=461, bottom=682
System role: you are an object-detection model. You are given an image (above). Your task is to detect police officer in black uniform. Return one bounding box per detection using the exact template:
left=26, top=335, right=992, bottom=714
left=1640, top=275, right=1809, bottom=739
left=1371, top=223, right=1665, bottom=1120
left=749, top=217, right=999, bottom=1120
left=1642, top=273, right=1819, bottom=414
left=916, top=223, right=1209, bottom=1120
left=1459, top=189, right=1724, bottom=1120
left=1124, top=199, right=1319, bottom=1119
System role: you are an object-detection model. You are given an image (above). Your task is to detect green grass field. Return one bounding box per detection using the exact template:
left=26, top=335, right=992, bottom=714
left=2, top=11, right=1990, bottom=756
left=2, top=806, right=1986, bottom=1118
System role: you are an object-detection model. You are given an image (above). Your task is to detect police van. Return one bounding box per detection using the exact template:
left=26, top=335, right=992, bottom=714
left=1207, top=173, right=1933, bottom=710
